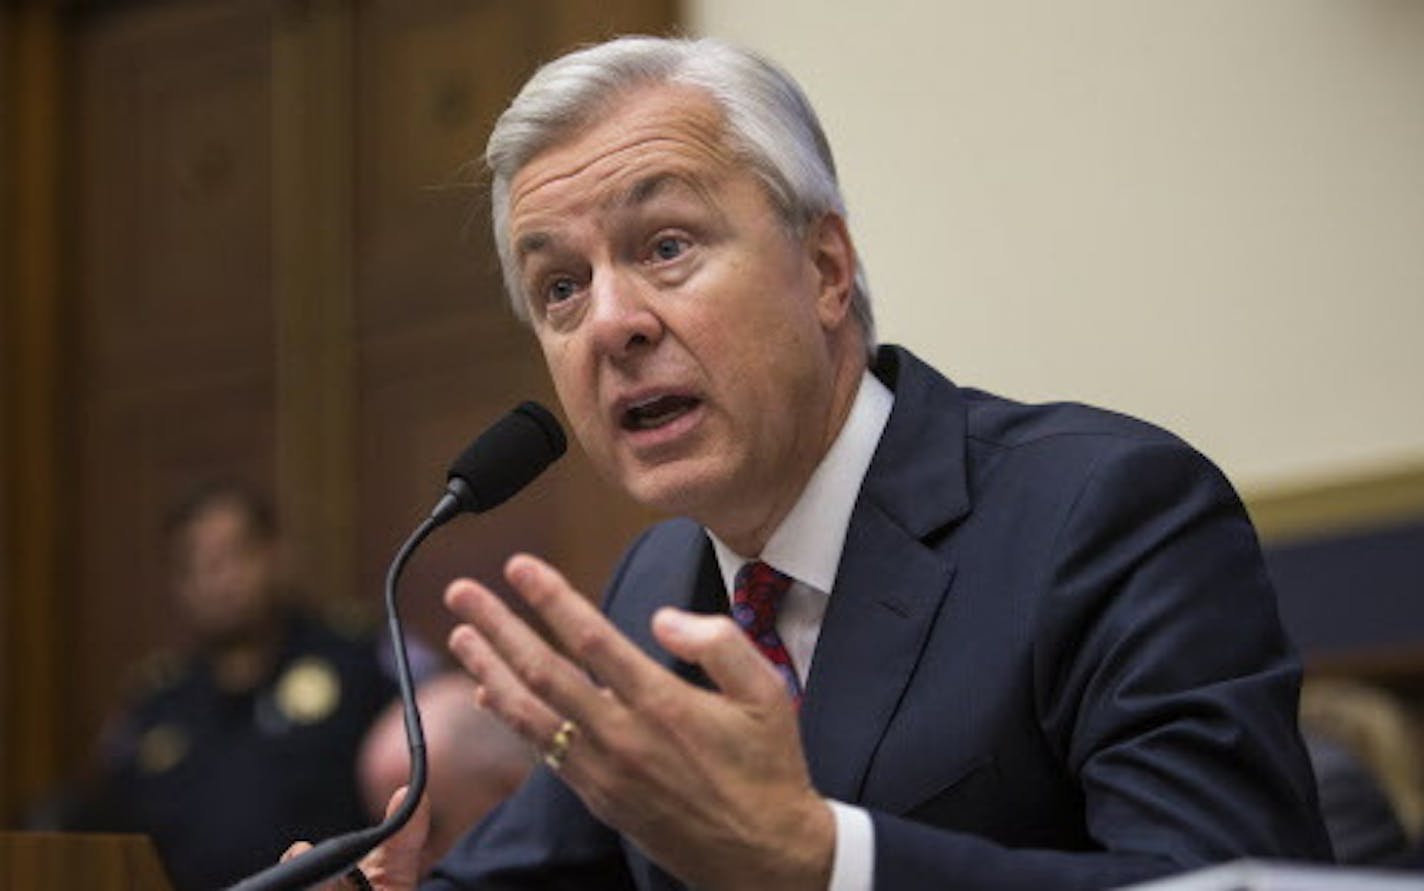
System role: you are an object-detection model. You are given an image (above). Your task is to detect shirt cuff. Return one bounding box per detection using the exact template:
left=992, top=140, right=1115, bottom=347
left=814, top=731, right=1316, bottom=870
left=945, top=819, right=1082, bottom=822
left=825, top=799, right=874, bottom=891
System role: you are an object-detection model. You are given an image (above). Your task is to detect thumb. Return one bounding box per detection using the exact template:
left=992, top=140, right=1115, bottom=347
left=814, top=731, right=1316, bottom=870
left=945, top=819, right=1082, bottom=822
left=278, top=841, right=346, bottom=891
left=359, top=786, right=429, bottom=889
left=280, top=841, right=313, bottom=863
left=651, top=607, right=785, bottom=705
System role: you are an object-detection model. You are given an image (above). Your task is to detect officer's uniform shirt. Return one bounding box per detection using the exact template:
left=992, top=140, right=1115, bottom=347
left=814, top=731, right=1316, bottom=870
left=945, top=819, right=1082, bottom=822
left=91, top=609, right=398, bottom=891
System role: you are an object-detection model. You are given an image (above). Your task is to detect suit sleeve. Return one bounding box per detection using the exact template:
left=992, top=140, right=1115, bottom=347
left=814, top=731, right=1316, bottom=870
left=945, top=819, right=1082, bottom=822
left=422, top=764, right=634, bottom=891
left=872, top=438, right=1332, bottom=890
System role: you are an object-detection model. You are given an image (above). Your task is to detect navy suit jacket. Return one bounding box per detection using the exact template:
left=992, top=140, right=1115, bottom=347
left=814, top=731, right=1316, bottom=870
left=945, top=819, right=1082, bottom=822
left=427, top=346, right=1330, bottom=890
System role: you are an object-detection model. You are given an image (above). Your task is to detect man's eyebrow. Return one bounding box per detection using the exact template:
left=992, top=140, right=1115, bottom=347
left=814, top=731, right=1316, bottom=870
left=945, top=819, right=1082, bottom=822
left=514, top=231, right=552, bottom=261
left=625, top=173, right=675, bottom=208
left=513, top=173, right=713, bottom=260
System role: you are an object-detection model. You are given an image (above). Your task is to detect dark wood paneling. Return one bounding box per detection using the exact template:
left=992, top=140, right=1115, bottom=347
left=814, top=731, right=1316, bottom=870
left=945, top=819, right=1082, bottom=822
left=1, top=2, right=15, bottom=825
left=77, top=2, right=275, bottom=397
left=537, top=0, right=681, bottom=53
left=1, top=831, right=173, bottom=891
left=1, top=3, right=68, bottom=827
left=271, top=0, right=359, bottom=608
left=70, top=0, right=279, bottom=756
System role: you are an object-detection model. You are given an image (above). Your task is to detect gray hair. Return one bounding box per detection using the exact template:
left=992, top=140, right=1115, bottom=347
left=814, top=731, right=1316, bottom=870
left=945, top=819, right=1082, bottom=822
left=485, top=35, right=876, bottom=355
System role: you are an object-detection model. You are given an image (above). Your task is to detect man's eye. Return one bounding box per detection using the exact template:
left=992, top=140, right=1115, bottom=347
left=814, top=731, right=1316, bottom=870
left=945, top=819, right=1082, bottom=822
left=651, top=236, right=687, bottom=262
left=545, top=278, right=578, bottom=304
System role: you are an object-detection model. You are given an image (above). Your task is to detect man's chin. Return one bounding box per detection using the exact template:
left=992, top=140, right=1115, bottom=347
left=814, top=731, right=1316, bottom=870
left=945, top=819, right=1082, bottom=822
left=618, top=460, right=726, bottom=519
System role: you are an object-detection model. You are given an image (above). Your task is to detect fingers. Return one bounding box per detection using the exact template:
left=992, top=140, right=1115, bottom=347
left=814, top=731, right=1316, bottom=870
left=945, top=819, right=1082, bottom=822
left=280, top=841, right=313, bottom=863
left=279, top=841, right=346, bottom=891
left=445, top=557, right=668, bottom=719
left=381, top=785, right=411, bottom=819
left=447, top=553, right=783, bottom=729
left=380, top=786, right=427, bottom=856
left=503, top=554, right=666, bottom=702
left=276, top=793, right=426, bottom=891
left=446, top=601, right=567, bottom=743
left=354, top=786, right=427, bottom=890
left=651, top=607, right=786, bottom=706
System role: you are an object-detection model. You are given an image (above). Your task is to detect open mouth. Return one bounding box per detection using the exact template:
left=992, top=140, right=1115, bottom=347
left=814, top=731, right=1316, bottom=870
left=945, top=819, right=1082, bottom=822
left=621, top=394, right=702, bottom=431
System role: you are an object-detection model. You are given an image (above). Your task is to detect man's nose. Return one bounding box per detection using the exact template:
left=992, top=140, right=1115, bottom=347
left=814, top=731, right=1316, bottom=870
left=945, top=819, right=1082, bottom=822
left=587, top=267, right=662, bottom=358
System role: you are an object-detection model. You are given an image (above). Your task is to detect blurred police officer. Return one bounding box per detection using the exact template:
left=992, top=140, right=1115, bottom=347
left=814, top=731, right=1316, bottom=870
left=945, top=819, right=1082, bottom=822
left=77, top=482, right=399, bottom=890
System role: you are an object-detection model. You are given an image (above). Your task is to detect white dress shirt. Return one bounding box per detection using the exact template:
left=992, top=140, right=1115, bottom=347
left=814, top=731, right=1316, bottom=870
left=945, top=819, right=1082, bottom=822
left=706, top=369, right=893, bottom=891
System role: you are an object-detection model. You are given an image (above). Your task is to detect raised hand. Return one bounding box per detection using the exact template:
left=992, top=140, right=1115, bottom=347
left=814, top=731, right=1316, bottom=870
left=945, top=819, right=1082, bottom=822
left=444, top=554, right=834, bottom=891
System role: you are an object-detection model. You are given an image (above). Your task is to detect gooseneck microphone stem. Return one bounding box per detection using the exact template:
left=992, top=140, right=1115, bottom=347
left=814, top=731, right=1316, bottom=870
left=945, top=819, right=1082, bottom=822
left=377, top=511, right=439, bottom=836
left=227, top=401, right=566, bottom=891
left=228, top=514, right=440, bottom=891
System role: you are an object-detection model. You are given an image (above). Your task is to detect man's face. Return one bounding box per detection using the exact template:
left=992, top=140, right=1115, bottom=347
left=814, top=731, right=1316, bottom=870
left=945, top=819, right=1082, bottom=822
left=506, top=85, right=859, bottom=546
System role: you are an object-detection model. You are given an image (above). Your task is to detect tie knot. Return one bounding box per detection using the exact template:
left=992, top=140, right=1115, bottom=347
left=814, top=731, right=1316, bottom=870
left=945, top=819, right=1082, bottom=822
left=732, top=561, right=793, bottom=638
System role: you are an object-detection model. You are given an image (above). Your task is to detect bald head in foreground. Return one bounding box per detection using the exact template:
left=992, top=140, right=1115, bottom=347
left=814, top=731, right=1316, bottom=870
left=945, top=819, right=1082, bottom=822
left=291, top=35, right=1330, bottom=891
left=358, top=674, right=530, bottom=875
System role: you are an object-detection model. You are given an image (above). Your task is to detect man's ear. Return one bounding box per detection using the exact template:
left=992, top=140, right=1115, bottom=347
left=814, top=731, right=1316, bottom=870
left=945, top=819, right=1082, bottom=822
left=807, top=212, right=857, bottom=329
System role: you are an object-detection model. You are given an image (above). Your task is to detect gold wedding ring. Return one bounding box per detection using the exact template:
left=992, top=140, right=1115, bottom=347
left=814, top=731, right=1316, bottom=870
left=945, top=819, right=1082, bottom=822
left=543, top=718, right=579, bottom=771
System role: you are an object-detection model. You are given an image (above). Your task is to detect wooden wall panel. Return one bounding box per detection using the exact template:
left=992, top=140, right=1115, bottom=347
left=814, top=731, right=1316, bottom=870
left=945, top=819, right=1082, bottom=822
left=77, top=3, right=275, bottom=395
left=1, top=3, right=17, bottom=824
left=271, top=0, right=358, bottom=611
left=70, top=0, right=279, bottom=754
left=1, top=3, right=68, bottom=826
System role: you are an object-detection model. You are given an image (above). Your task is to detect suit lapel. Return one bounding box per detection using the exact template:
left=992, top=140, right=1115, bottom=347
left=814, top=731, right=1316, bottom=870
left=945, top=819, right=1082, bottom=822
left=605, top=521, right=723, bottom=673
left=799, top=347, right=972, bottom=802
left=800, top=504, right=956, bottom=801
left=676, top=544, right=728, bottom=689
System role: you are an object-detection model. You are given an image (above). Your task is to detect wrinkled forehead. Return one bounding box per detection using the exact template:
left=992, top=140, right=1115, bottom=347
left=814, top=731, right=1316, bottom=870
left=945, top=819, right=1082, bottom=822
left=506, top=83, right=738, bottom=216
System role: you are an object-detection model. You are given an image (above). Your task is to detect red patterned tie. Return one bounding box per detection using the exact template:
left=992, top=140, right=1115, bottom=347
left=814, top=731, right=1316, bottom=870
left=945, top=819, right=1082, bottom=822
left=732, top=561, right=802, bottom=703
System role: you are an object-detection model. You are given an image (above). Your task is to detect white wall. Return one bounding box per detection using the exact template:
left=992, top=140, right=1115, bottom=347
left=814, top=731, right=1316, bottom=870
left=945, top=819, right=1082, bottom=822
left=686, top=1, right=1424, bottom=492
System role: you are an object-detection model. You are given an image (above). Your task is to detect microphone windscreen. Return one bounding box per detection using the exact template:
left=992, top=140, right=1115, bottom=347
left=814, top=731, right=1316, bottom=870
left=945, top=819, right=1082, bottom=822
left=447, top=401, right=567, bottom=514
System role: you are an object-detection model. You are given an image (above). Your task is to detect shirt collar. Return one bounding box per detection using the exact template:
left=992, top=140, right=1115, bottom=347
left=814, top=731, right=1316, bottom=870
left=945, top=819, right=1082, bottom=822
left=708, top=369, right=894, bottom=596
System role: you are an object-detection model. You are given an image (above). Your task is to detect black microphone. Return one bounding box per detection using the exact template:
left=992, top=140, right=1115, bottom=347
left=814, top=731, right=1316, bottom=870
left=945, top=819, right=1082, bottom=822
left=228, top=401, right=566, bottom=891
left=433, top=400, right=567, bottom=523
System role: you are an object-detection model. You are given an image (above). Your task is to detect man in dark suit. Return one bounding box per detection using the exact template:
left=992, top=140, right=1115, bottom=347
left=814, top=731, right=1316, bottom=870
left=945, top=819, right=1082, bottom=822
left=294, top=35, right=1330, bottom=890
